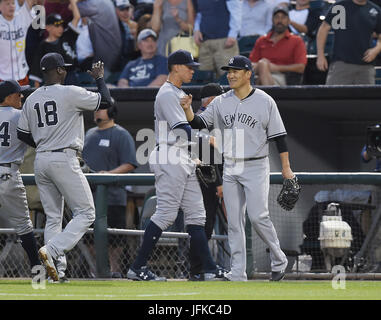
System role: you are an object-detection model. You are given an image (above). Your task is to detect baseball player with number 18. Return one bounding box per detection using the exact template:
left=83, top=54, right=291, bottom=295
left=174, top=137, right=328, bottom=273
left=17, top=53, right=113, bottom=282
left=181, top=55, right=296, bottom=281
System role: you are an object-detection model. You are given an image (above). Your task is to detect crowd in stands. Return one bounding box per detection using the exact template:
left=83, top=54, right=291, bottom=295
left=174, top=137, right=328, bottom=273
left=1, top=0, right=381, bottom=87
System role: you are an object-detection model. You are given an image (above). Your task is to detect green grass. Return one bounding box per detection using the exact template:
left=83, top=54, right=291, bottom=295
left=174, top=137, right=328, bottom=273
left=0, top=279, right=381, bottom=300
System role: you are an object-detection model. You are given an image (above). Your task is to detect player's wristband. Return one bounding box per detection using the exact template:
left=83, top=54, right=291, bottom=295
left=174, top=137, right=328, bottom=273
left=96, top=77, right=113, bottom=109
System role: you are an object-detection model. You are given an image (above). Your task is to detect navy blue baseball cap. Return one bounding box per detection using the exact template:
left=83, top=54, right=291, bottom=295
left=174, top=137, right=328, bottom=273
left=221, top=55, right=253, bottom=72
left=168, top=50, right=200, bottom=68
left=0, top=80, right=29, bottom=102
left=46, top=13, right=64, bottom=26
left=40, top=52, right=72, bottom=72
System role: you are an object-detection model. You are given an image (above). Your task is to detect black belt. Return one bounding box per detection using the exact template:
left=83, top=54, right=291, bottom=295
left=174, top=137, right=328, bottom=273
left=51, top=148, right=67, bottom=152
left=0, top=163, right=11, bottom=167
left=226, top=155, right=267, bottom=161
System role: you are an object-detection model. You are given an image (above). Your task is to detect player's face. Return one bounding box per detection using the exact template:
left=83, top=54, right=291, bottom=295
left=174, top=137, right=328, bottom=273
left=0, top=0, right=16, bottom=19
left=226, top=69, right=250, bottom=89
left=179, top=65, right=195, bottom=83
left=5, top=92, right=23, bottom=109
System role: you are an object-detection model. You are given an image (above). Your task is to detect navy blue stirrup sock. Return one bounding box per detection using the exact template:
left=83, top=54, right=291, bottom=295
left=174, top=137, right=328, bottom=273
left=19, top=232, right=41, bottom=268
left=187, top=224, right=216, bottom=273
left=133, top=220, right=163, bottom=270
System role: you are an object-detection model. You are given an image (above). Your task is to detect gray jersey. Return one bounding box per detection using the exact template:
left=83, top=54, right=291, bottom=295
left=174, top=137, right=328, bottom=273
left=198, top=88, right=286, bottom=158
left=154, top=81, right=189, bottom=147
left=17, top=85, right=101, bottom=152
left=0, top=107, right=27, bottom=164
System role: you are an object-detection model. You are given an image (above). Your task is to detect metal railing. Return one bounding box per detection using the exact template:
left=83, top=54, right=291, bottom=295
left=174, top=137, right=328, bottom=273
left=2, top=172, right=381, bottom=279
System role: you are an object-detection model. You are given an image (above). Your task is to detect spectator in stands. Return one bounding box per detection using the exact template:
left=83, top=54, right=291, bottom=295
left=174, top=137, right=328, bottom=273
left=240, top=0, right=273, bottom=37
left=316, top=0, right=381, bottom=85
left=29, top=0, right=81, bottom=86
left=265, top=0, right=289, bottom=7
left=83, top=105, right=138, bottom=278
left=77, top=0, right=122, bottom=75
left=249, top=6, right=307, bottom=85
left=137, top=12, right=152, bottom=35
left=117, top=28, right=168, bottom=87
left=361, top=145, right=381, bottom=171
left=131, top=0, right=154, bottom=22
left=289, top=0, right=322, bottom=39
left=151, top=0, right=195, bottom=56
left=114, top=0, right=140, bottom=67
left=76, top=17, right=94, bottom=72
left=193, top=0, right=242, bottom=78
left=0, top=0, right=44, bottom=85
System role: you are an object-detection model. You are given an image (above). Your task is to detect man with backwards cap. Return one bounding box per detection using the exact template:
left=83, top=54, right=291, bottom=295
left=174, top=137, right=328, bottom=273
left=181, top=55, right=296, bottom=281
left=127, top=49, right=228, bottom=281
left=17, top=52, right=114, bottom=282
left=0, top=80, right=41, bottom=274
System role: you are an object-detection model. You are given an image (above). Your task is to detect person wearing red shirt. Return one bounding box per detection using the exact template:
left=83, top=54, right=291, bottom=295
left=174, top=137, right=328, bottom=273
left=249, top=6, right=307, bottom=85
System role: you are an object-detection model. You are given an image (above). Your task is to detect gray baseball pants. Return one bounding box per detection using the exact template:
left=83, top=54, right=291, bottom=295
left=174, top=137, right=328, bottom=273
left=34, top=149, right=95, bottom=261
left=0, top=164, right=33, bottom=235
left=223, top=157, right=287, bottom=281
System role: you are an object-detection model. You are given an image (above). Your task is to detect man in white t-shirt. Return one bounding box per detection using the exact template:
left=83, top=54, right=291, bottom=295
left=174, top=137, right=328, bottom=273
left=0, top=0, right=43, bottom=85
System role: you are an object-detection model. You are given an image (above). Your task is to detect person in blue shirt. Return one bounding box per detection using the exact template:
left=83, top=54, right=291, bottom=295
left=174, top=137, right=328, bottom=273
left=83, top=103, right=138, bottom=277
left=193, top=0, right=242, bottom=78
left=117, top=28, right=168, bottom=87
left=361, top=145, right=381, bottom=171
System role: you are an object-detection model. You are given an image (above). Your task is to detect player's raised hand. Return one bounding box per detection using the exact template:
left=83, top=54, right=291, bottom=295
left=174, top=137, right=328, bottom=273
left=180, top=94, right=192, bottom=110
left=87, top=61, right=104, bottom=80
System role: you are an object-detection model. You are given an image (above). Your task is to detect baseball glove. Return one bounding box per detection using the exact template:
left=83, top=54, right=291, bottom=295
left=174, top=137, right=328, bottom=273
left=277, top=176, right=301, bottom=211
left=195, top=164, right=217, bottom=188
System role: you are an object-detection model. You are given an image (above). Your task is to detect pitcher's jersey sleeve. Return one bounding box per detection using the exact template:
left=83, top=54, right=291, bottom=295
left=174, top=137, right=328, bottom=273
left=17, top=106, right=31, bottom=135
left=198, top=95, right=223, bottom=129
left=156, top=91, right=188, bottom=130
left=67, top=86, right=101, bottom=112
left=267, top=96, right=286, bottom=140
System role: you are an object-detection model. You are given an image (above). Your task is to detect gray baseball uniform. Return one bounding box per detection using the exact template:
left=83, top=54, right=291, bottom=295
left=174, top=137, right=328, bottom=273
left=198, top=88, right=288, bottom=281
left=149, top=81, right=205, bottom=230
left=17, top=84, right=101, bottom=275
left=0, top=107, right=33, bottom=236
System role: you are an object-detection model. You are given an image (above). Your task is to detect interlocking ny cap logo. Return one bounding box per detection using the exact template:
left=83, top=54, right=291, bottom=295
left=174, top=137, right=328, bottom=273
left=229, top=58, right=234, bottom=64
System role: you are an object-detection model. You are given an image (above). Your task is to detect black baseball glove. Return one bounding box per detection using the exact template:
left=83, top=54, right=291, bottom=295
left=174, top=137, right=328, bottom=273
left=195, top=164, right=217, bottom=188
left=277, top=176, right=301, bottom=211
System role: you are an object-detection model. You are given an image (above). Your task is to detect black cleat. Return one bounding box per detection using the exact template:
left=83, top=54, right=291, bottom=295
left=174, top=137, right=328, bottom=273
left=127, top=266, right=166, bottom=281
left=270, top=270, right=286, bottom=281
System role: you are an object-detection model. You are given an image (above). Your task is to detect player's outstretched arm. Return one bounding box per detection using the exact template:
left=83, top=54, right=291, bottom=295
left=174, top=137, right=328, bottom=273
left=88, top=61, right=113, bottom=109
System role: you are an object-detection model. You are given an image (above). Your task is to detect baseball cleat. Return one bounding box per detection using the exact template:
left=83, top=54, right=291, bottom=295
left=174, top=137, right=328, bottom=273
left=270, top=270, right=286, bottom=281
left=204, top=265, right=229, bottom=281
left=189, top=273, right=204, bottom=281
left=39, top=246, right=59, bottom=282
left=47, top=276, right=69, bottom=283
left=127, top=266, right=167, bottom=281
